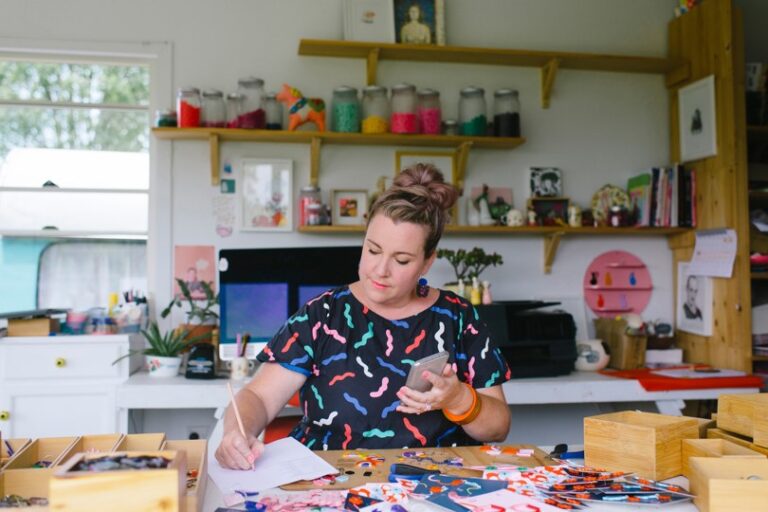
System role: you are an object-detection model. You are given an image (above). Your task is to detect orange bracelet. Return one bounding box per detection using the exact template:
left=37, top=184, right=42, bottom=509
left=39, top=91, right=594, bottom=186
left=442, top=383, right=482, bottom=425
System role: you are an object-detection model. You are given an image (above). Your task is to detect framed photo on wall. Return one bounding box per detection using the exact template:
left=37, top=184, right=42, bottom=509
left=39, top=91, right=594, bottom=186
left=678, top=75, right=717, bottom=163
left=677, top=261, right=713, bottom=336
left=240, top=158, right=293, bottom=232
left=342, top=0, right=395, bottom=43
left=393, top=0, right=445, bottom=46
left=331, top=189, right=368, bottom=226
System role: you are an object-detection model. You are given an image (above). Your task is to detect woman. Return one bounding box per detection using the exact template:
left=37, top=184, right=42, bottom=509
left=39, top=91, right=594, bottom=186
left=216, top=164, right=511, bottom=470
left=400, top=4, right=431, bottom=44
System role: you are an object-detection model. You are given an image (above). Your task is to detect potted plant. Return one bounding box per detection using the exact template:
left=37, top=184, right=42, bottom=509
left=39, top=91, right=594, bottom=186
left=436, top=247, right=504, bottom=290
left=161, top=278, right=219, bottom=343
left=113, top=322, right=204, bottom=377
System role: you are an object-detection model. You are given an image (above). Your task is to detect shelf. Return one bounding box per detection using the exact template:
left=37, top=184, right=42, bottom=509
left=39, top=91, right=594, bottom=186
left=298, top=39, right=689, bottom=108
left=152, top=127, right=524, bottom=187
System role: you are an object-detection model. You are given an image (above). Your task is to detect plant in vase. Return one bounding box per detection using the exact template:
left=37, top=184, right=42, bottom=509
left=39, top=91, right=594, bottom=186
left=161, top=278, right=219, bottom=343
left=112, top=322, right=205, bottom=377
left=436, top=247, right=503, bottom=298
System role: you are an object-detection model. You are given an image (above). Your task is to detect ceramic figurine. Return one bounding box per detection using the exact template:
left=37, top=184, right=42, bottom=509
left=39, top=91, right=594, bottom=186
left=568, top=204, right=582, bottom=227
left=276, top=83, right=326, bottom=131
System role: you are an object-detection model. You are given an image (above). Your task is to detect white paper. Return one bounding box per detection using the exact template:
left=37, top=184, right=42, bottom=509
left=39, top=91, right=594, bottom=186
left=652, top=368, right=746, bottom=379
left=207, top=420, right=338, bottom=494
left=688, top=229, right=737, bottom=278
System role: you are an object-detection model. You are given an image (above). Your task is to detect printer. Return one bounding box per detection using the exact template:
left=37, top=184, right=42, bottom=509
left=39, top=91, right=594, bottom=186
left=476, top=301, right=577, bottom=378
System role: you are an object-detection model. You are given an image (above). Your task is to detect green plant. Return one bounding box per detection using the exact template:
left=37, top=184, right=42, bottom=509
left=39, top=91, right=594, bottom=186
left=437, top=247, right=504, bottom=283
left=161, top=278, right=219, bottom=325
left=112, top=321, right=205, bottom=364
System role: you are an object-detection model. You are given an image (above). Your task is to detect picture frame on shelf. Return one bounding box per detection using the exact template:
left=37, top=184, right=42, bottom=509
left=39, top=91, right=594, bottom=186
left=393, top=0, right=445, bottom=46
left=527, top=197, right=569, bottom=226
left=331, top=189, right=368, bottom=226
left=676, top=261, right=713, bottom=336
left=240, top=158, right=293, bottom=232
left=342, top=0, right=396, bottom=43
left=678, top=74, right=717, bottom=163
left=528, top=167, right=563, bottom=198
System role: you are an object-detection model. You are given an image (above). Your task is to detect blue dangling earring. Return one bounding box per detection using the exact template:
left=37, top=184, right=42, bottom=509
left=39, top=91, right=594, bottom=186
left=417, top=277, right=429, bottom=297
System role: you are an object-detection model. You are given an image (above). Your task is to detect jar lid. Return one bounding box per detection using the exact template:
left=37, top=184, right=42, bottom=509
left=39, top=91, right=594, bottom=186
left=363, top=85, right=387, bottom=95
left=460, top=86, right=485, bottom=96
left=301, top=185, right=321, bottom=192
left=178, top=87, right=200, bottom=95
left=417, top=88, right=439, bottom=97
left=333, top=85, right=358, bottom=94
left=226, top=92, right=245, bottom=100
left=202, top=89, right=224, bottom=98
left=238, top=77, right=265, bottom=87
left=494, top=88, right=518, bottom=97
left=391, top=83, right=416, bottom=92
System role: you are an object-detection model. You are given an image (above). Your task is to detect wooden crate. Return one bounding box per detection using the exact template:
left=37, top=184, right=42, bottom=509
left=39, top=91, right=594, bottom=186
left=717, top=393, right=768, bottom=441
left=50, top=450, right=187, bottom=512
left=681, top=439, right=765, bottom=478
left=115, top=432, right=166, bottom=451
left=688, top=457, right=768, bottom=512
left=0, top=469, right=52, bottom=508
left=584, top=411, right=699, bottom=479
left=4, top=436, right=79, bottom=470
left=163, top=439, right=208, bottom=512
left=707, top=427, right=768, bottom=456
left=1, top=437, right=30, bottom=469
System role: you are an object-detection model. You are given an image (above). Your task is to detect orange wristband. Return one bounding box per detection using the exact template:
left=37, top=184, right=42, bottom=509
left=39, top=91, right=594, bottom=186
left=442, top=383, right=482, bottom=425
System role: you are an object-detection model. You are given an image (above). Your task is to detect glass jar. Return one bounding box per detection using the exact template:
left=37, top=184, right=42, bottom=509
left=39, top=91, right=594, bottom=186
left=390, top=83, right=418, bottom=134
left=226, top=93, right=244, bottom=128
left=459, top=86, right=487, bottom=136
left=264, top=92, right=283, bottom=130
left=155, top=109, right=177, bottom=127
left=493, top=88, right=521, bottom=137
left=331, top=86, right=360, bottom=133
left=442, top=119, right=459, bottom=136
left=417, top=88, right=441, bottom=135
left=361, top=85, right=389, bottom=134
left=299, top=186, right=322, bottom=226
left=177, top=87, right=201, bottom=128
left=237, top=77, right=266, bottom=129
left=201, top=89, right=226, bottom=127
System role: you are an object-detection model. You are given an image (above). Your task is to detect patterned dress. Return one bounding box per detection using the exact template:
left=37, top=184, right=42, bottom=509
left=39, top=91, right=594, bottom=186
left=256, top=286, right=512, bottom=449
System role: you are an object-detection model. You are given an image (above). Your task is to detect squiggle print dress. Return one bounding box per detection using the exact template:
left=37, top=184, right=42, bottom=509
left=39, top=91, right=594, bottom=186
left=256, top=286, right=512, bottom=449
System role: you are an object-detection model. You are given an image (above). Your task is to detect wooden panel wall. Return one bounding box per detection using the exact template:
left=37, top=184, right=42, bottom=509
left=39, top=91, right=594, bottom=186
left=667, top=0, right=752, bottom=371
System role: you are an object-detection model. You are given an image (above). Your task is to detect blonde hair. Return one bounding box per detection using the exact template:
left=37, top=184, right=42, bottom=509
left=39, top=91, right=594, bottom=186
left=367, top=163, right=458, bottom=257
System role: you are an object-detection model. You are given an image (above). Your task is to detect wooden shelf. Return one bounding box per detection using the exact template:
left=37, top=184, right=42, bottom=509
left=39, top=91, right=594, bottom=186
left=298, top=39, right=689, bottom=108
left=152, top=127, right=524, bottom=187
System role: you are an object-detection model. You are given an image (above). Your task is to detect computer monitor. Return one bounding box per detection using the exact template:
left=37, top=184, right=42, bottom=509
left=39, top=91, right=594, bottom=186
left=218, top=246, right=361, bottom=360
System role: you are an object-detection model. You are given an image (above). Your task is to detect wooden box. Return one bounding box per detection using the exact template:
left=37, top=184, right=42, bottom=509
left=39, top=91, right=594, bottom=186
left=688, top=457, right=768, bottom=512
left=707, top=427, right=768, bottom=456
left=593, top=318, right=646, bottom=370
left=50, top=450, right=187, bottom=512
left=163, top=439, right=208, bottom=512
left=115, top=432, right=166, bottom=451
left=717, top=393, right=768, bottom=446
left=1, top=437, right=30, bottom=469
left=4, top=436, right=79, bottom=470
left=0, top=469, right=52, bottom=508
left=681, top=439, right=766, bottom=478
left=8, top=317, right=60, bottom=336
left=584, top=411, right=699, bottom=479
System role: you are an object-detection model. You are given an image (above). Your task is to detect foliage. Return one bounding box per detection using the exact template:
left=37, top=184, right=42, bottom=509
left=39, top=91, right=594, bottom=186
left=112, top=321, right=204, bottom=364
left=161, top=278, right=219, bottom=325
left=437, top=247, right=504, bottom=283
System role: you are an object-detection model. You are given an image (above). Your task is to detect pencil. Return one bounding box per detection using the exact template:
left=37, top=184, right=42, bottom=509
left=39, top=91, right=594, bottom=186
left=226, top=381, right=253, bottom=470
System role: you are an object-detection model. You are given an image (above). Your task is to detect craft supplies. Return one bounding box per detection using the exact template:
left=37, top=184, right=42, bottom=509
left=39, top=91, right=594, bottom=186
left=177, top=87, right=201, bottom=127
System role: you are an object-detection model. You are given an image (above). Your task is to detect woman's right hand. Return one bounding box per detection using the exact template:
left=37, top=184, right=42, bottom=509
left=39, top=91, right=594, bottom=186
left=215, top=428, right=264, bottom=470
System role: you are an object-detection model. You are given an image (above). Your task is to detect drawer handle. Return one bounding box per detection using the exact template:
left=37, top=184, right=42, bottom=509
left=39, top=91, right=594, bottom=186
left=55, top=357, right=67, bottom=368
left=0, top=411, right=9, bottom=421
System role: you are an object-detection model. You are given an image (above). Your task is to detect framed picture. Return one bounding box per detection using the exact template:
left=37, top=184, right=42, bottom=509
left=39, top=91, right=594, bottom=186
left=395, top=150, right=455, bottom=184
left=342, top=0, right=395, bottom=43
left=677, top=261, right=713, bottom=336
left=529, top=167, right=563, bottom=198
left=678, top=75, right=717, bottom=163
left=332, top=189, right=368, bottom=226
left=241, top=158, right=293, bottom=232
left=393, top=0, right=445, bottom=46
left=527, top=197, right=569, bottom=226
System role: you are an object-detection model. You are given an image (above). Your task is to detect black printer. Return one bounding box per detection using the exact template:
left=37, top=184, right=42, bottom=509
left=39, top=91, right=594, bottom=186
left=476, top=301, right=577, bottom=378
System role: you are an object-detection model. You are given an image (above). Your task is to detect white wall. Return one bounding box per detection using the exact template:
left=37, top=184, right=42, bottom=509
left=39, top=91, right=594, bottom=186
left=0, top=0, right=678, bottom=338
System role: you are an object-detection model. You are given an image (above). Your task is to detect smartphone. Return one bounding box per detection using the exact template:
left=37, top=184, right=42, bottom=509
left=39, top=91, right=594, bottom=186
left=404, top=351, right=450, bottom=392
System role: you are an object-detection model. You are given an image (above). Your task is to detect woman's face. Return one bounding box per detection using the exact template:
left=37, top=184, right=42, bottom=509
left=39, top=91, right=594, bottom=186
left=359, top=214, right=434, bottom=307
left=408, top=5, right=420, bottom=21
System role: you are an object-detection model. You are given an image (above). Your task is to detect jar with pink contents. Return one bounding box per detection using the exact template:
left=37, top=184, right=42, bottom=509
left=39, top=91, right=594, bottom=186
left=417, top=88, right=441, bottom=134
left=390, top=83, right=418, bottom=134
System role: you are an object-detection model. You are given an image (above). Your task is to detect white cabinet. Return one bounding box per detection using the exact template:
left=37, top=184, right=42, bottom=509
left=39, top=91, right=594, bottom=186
left=0, top=334, right=142, bottom=438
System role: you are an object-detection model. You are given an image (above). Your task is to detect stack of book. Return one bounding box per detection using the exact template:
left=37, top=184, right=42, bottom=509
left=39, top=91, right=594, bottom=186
left=626, top=165, right=696, bottom=227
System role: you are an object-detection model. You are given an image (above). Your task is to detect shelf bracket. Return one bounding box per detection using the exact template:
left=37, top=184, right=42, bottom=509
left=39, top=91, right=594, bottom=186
left=543, top=231, right=564, bottom=274
left=455, top=141, right=473, bottom=194
left=540, top=58, right=560, bottom=109
left=209, top=133, right=220, bottom=186
left=310, top=136, right=322, bottom=188
left=366, top=48, right=380, bottom=86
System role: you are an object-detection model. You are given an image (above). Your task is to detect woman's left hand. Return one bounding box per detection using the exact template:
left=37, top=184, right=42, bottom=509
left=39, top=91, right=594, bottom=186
left=396, top=364, right=466, bottom=414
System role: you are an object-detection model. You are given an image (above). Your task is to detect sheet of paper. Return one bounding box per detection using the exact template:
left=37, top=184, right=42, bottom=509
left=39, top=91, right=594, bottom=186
left=652, top=368, right=746, bottom=379
left=207, top=419, right=338, bottom=494
left=688, top=229, right=737, bottom=278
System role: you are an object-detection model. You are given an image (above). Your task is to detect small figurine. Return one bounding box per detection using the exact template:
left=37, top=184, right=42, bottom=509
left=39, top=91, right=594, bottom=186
left=470, top=276, right=482, bottom=306
left=481, top=280, right=492, bottom=305
left=276, top=83, right=326, bottom=131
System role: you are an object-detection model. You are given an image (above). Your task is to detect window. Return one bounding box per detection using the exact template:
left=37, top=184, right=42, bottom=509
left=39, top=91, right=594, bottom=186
left=0, top=58, right=150, bottom=313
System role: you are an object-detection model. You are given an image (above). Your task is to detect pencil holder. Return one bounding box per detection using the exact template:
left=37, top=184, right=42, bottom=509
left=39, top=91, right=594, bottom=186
left=230, top=357, right=250, bottom=380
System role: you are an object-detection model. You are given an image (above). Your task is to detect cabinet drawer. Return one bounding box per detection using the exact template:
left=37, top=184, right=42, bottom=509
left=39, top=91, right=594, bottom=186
left=0, top=343, right=126, bottom=380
